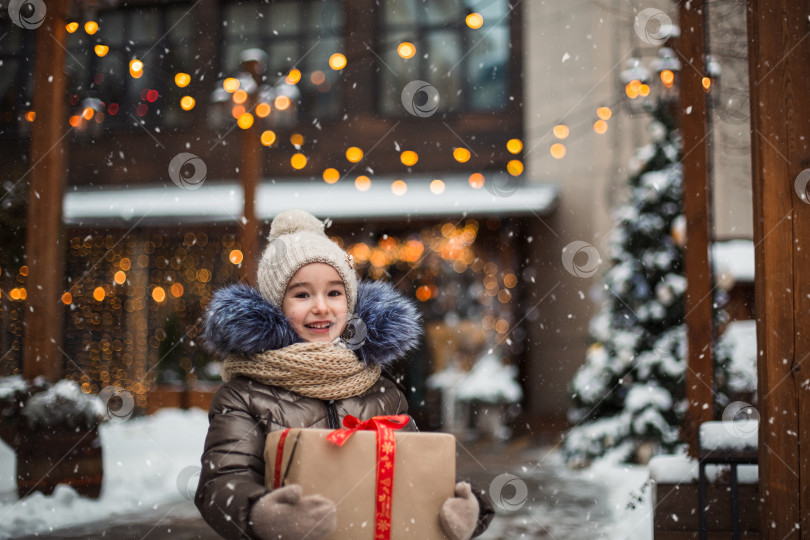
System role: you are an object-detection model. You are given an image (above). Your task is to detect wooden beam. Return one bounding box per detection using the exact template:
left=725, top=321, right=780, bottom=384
left=746, top=1, right=810, bottom=537
left=677, top=0, right=715, bottom=457
left=22, top=0, right=70, bottom=382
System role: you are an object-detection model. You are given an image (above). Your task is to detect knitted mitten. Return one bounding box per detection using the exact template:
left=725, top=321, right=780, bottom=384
left=249, top=484, right=337, bottom=540
left=439, top=482, right=480, bottom=540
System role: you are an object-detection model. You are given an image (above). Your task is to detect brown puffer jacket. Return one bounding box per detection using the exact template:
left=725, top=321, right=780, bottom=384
left=194, top=375, right=494, bottom=539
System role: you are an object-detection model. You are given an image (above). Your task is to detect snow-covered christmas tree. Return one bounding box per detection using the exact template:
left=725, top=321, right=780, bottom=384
left=563, top=98, right=731, bottom=466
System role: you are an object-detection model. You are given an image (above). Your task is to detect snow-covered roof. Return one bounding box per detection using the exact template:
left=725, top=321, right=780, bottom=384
left=713, top=239, right=754, bottom=282
left=63, top=175, right=559, bottom=226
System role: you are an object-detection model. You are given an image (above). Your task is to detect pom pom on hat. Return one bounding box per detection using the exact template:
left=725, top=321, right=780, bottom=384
left=268, top=209, right=325, bottom=239
left=257, top=210, right=358, bottom=314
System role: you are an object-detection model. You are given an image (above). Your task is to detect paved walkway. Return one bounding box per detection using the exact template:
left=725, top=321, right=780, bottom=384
left=12, top=438, right=617, bottom=540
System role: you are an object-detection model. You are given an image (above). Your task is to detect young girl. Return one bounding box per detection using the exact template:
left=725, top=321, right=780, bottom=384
left=195, top=210, right=493, bottom=540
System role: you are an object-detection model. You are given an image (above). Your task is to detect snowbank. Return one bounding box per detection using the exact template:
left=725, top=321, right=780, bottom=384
left=0, top=408, right=209, bottom=538
left=649, top=453, right=758, bottom=484
left=713, top=239, right=755, bottom=282
left=717, top=320, right=758, bottom=393
left=428, top=351, right=522, bottom=403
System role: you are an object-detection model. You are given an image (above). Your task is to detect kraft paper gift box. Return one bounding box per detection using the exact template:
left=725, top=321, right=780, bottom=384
left=264, top=424, right=456, bottom=540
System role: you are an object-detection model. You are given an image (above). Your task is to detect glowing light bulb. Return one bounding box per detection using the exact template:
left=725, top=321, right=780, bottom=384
left=323, top=168, right=340, bottom=184
left=223, top=78, right=240, bottom=93
left=260, top=130, right=277, bottom=146
left=466, top=13, right=484, bottom=29
left=453, top=148, right=471, bottom=163
left=346, top=147, right=364, bottom=163
left=329, top=53, right=347, bottom=70
left=597, top=106, right=612, bottom=120
left=391, top=180, right=407, bottom=196
left=286, top=69, right=302, bottom=84
left=291, top=153, right=307, bottom=170
left=506, top=160, right=524, bottom=176
left=397, top=42, right=415, bottom=59
left=506, top=139, right=523, bottom=154
left=175, top=73, right=191, bottom=87
left=355, top=175, right=371, bottom=191
left=400, top=150, right=418, bottom=166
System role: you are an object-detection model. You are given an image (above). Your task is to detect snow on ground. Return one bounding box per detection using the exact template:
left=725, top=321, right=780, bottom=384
left=586, top=450, right=653, bottom=539
left=0, top=408, right=656, bottom=539
left=0, top=408, right=209, bottom=539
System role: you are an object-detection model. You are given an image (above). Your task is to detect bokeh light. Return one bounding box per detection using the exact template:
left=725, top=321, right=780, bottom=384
left=355, top=175, right=371, bottom=191
left=506, top=139, right=523, bottom=154
left=329, top=53, right=347, bottom=70
left=223, top=78, right=240, bottom=93
left=286, top=69, right=302, bottom=84
left=453, top=148, right=471, bottom=163
left=391, top=180, right=407, bottom=196
left=291, top=153, right=307, bottom=169
left=468, top=173, right=485, bottom=189
left=550, top=143, right=566, bottom=159
left=237, top=113, right=254, bottom=129
left=260, top=130, right=276, bottom=146
left=466, top=13, right=484, bottom=29
left=397, top=42, right=415, bottom=59
left=323, top=168, right=340, bottom=184
left=175, top=73, right=191, bottom=87
left=346, top=147, right=364, bottom=163
left=400, top=150, right=418, bottom=166
left=507, top=160, right=524, bottom=176
left=180, top=96, right=197, bottom=111
left=430, top=179, right=445, bottom=194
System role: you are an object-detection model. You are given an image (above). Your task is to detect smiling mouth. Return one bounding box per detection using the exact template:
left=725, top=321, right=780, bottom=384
left=305, top=322, right=332, bottom=330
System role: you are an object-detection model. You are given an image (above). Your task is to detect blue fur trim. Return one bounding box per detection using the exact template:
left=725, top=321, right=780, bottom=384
left=202, top=281, right=422, bottom=367
left=354, top=281, right=422, bottom=368
left=202, top=285, right=301, bottom=357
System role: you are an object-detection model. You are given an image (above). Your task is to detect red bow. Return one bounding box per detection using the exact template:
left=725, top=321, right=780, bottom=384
left=327, top=415, right=410, bottom=540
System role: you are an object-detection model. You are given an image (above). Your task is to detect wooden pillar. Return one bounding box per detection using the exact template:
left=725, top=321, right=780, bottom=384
left=677, top=0, right=715, bottom=457
left=240, top=120, right=260, bottom=286
left=239, top=61, right=263, bottom=287
left=747, top=1, right=810, bottom=537
left=22, top=0, right=70, bottom=382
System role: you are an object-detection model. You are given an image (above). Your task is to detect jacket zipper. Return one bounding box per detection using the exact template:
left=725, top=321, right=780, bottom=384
left=326, top=400, right=340, bottom=429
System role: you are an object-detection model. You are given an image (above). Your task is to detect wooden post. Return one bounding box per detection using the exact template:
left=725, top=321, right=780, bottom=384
left=746, top=1, right=810, bottom=537
left=239, top=60, right=263, bottom=287
left=240, top=116, right=260, bottom=286
left=677, top=0, right=715, bottom=457
left=22, top=0, right=70, bottom=383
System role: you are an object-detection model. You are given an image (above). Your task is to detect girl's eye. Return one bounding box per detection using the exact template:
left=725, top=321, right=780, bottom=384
left=294, top=292, right=309, bottom=299
left=328, top=290, right=343, bottom=296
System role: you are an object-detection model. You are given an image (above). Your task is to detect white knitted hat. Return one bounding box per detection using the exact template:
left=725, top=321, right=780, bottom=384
left=257, top=210, right=357, bottom=314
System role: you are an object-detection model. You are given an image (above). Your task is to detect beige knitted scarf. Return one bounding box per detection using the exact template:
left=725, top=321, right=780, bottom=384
left=221, top=342, right=381, bottom=401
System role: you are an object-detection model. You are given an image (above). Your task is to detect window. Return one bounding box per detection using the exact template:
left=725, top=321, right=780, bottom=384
left=0, top=26, right=36, bottom=135
left=65, top=5, right=196, bottom=129
left=377, top=0, right=511, bottom=116
left=221, top=0, right=344, bottom=120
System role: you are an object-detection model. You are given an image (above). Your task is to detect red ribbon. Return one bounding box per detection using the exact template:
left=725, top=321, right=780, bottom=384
left=327, top=415, right=410, bottom=540
left=274, top=428, right=291, bottom=489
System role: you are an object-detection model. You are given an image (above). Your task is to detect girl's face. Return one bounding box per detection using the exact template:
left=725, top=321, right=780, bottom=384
left=281, top=263, right=348, bottom=343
